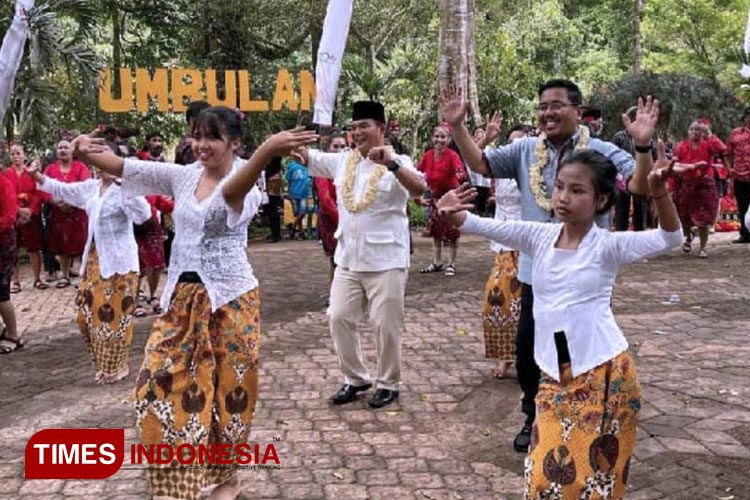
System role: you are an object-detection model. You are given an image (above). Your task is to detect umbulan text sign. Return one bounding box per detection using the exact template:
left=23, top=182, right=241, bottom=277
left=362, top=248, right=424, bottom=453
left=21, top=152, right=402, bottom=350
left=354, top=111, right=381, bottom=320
left=98, top=68, right=316, bottom=113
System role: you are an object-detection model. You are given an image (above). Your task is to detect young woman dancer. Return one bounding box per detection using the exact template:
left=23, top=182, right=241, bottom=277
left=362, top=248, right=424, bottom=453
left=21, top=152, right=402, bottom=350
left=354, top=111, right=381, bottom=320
left=437, top=146, right=681, bottom=499
left=72, top=106, right=316, bottom=500
left=28, top=149, right=151, bottom=384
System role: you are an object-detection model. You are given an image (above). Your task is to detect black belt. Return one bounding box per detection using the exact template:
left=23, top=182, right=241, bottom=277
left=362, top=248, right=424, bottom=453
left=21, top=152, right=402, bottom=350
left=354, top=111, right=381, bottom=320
left=554, top=331, right=571, bottom=365
left=178, top=272, right=203, bottom=284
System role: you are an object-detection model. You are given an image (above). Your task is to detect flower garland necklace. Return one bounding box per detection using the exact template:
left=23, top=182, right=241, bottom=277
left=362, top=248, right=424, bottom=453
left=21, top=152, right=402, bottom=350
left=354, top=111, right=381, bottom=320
left=530, top=125, right=590, bottom=211
left=342, top=149, right=387, bottom=213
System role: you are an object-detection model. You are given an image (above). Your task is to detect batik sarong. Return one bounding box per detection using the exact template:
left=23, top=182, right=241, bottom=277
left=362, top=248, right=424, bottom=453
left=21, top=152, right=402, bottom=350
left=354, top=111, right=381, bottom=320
left=134, top=284, right=261, bottom=500
left=75, top=245, right=139, bottom=376
left=481, top=250, right=521, bottom=361
left=525, top=351, right=641, bottom=500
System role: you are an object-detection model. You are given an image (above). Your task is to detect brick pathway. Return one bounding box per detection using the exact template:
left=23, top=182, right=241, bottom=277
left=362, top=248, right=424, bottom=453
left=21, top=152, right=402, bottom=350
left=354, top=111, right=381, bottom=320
left=1, top=232, right=749, bottom=499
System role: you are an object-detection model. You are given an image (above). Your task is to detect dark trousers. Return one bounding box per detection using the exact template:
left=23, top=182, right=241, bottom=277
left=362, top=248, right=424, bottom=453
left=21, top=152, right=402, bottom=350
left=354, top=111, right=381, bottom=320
left=735, top=179, right=750, bottom=239
left=474, top=186, right=490, bottom=216
left=614, top=190, right=648, bottom=231
left=265, top=195, right=283, bottom=240
left=516, top=283, right=540, bottom=424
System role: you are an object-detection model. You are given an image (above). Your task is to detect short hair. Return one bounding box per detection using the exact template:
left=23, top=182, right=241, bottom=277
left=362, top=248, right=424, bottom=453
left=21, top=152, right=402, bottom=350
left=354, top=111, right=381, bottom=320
left=145, top=131, right=163, bottom=141
left=558, top=150, right=618, bottom=215
left=186, top=101, right=210, bottom=123
left=538, top=79, right=583, bottom=106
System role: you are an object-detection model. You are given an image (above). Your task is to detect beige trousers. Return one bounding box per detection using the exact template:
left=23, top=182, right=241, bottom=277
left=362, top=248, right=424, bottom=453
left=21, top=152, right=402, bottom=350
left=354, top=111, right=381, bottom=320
left=328, top=267, right=407, bottom=391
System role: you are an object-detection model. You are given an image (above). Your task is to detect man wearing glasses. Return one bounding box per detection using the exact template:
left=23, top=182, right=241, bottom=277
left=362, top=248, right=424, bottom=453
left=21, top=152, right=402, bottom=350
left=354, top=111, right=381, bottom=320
left=440, top=79, right=659, bottom=453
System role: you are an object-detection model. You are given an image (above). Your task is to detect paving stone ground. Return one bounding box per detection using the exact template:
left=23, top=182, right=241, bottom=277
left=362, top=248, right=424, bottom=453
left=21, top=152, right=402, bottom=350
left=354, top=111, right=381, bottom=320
left=1, top=231, right=749, bottom=499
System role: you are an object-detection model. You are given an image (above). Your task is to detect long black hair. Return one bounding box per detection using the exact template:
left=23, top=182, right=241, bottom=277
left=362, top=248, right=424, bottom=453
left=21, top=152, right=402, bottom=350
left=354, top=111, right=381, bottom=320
left=559, top=150, right=618, bottom=215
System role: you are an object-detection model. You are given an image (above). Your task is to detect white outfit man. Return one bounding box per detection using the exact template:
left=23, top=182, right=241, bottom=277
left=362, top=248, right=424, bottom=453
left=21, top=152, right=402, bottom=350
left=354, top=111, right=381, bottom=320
left=304, top=100, right=426, bottom=408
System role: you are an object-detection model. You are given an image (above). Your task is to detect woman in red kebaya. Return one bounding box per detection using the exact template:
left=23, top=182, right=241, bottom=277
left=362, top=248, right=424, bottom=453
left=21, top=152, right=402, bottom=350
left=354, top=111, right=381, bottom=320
left=671, top=121, right=727, bottom=258
left=418, top=123, right=467, bottom=276
left=44, top=139, right=90, bottom=288
left=133, top=194, right=174, bottom=317
left=0, top=172, right=22, bottom=353
left=3, top=142, right=49, bottom=291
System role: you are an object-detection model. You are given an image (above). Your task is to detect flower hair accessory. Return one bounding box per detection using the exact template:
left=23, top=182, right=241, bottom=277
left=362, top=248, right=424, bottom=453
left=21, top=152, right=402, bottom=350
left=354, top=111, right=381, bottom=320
left=234, top=108, right=246, bottom=121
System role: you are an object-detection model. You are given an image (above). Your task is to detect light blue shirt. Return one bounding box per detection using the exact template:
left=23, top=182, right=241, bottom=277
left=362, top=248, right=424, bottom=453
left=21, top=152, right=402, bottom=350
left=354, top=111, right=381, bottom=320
left=485, top=130, right=636, bottom=283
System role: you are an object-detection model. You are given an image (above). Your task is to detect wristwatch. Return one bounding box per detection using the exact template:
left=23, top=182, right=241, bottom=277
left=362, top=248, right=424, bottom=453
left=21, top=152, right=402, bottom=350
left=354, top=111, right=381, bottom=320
left=387, top=158, right=401, bottom=172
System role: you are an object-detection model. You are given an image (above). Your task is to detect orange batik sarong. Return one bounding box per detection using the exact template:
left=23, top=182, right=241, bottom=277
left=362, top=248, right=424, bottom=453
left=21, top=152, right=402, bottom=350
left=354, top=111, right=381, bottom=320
left=525, top=351, right=641, bottom=500
left=133, top=283, right=261, bottom=500
left=75, top=245, right=139, bottom=378
left=481, top=250, right=522, bottom=362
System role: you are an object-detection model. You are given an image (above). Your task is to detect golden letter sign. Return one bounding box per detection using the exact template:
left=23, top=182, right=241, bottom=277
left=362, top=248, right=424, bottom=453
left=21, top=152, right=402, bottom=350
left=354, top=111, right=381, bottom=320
left=98, top=68, right=316, bottom=113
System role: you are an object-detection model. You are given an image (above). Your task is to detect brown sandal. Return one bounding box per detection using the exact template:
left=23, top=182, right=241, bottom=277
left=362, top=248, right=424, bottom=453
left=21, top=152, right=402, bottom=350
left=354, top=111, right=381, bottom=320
left=33, top=280, right=49, bottom=290
left=0, top=330, right=24, bottom=354
left=10, top=282, right=21, bottom=294
left=56, top=278, right=71, bottom=289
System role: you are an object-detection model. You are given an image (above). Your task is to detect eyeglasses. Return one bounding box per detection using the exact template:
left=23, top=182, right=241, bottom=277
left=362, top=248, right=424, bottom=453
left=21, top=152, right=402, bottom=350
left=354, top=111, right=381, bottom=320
left=536, top=102, right=576, bottom=113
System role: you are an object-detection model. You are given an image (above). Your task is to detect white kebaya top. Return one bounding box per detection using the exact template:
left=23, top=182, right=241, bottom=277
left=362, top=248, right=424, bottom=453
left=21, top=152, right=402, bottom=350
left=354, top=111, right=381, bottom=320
left=121, top=157, right=262, bottom=312
left=460, top=213, right=682, bottom=381
left=39, top=177, right=151, bottom=278
left=490, top=178, right=522, bottom=252
left=308, top=150, right=422, bottom=272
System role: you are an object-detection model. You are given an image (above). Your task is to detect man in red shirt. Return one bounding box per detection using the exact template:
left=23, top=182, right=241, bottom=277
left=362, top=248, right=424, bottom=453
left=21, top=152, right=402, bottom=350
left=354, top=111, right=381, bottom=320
left=727, top=108, right=750, bottom=243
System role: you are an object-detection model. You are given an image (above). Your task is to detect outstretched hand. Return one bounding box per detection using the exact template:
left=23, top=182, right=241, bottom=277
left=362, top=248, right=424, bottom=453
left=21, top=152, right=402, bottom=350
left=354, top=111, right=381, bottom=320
left=436, top=183, right=477, bottom=227
left=71, top=134, right=109, bottom=158
left=439, top=84, right=468, bottom=127
left=24, top=159, right=41, bottom=177
left=648, top=140, right=670, bottom=195
left=484, top=110, right=503, bottom=143
left=622, top=96, right=659, bottom=146
left=265, top=127, right=318, bottom=157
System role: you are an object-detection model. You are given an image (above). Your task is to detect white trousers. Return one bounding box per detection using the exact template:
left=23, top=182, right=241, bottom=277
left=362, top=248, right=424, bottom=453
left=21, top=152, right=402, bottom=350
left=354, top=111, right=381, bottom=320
left=328, top=267, right=407, bottom=391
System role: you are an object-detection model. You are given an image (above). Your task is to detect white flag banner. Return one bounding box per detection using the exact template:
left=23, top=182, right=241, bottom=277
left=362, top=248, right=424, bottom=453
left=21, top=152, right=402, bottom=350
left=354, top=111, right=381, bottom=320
left=0, top=0, right=34, bottom=124
left=741, top=4, right=750, bottom=78
left=313, top=0, right=354, bottom=126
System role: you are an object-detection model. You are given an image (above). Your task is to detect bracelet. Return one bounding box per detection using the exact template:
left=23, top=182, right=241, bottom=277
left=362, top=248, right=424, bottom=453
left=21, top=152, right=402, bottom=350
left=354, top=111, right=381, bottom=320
left=634, top=143, right=652, bottom=154
left=652, top=192, right=669, bottom=200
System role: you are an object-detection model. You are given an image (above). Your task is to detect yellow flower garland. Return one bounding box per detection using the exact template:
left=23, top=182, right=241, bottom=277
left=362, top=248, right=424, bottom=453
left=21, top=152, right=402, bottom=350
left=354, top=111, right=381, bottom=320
left=529, top=125, right=591, bottom=211
left=342, top=149, right=387, bottom=213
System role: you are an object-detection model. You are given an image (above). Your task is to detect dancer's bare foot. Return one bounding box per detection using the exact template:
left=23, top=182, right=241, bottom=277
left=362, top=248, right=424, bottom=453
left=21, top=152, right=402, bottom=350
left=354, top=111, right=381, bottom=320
left=209, top=476, right=241, bottom=500
left=491, top=361, right=513, bottom=379
left=94, top=371, right=104, bottom=383
left=98, top=366, right=129, bottom=385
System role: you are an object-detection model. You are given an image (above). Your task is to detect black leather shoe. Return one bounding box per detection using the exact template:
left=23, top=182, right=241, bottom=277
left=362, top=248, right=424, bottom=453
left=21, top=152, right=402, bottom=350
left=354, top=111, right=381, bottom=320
left=732, top=237, right=750, bottom=244
left=329, top=383, right=372, bottom=405
left=513, top=422, right=533, bottom=453
left=368, top=389, right=399, bottom=408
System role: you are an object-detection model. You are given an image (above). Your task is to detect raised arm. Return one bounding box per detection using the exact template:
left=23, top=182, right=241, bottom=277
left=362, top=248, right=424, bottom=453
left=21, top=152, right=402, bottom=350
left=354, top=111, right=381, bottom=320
left=622, top=96, right=660, bottom=195
left=439, top=85, right=491, bottom=176
left=367, top=147, right=426, bottom=197
left=71, top=134, right=125, bottom=177
left=610, top=141, right=682, bottom=264
left=26, top=161, right=92, bottom=209
left=476, top=110, right=502, bottom=149
left=222, top=127, right=318, bottom=213
left=435, top=184, right=546, bottom=255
